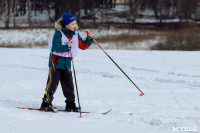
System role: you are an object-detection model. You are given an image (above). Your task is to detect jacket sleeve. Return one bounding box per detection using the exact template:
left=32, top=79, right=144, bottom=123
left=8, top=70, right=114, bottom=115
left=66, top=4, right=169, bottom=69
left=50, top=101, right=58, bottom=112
left=78, top=33, right=93, bottom=50
left=52, top=31, right=70, bottom=53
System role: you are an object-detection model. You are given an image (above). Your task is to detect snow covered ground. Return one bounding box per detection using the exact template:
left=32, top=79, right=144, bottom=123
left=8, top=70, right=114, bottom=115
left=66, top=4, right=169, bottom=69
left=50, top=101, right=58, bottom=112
left=0, top=28, right=159, bottom=50
left=0, top=48, right=200, bottom=133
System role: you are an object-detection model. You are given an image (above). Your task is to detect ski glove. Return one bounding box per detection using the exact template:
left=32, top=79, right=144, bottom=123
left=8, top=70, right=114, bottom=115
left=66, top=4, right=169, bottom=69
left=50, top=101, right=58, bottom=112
left=86, top=31, right=93, bottom=40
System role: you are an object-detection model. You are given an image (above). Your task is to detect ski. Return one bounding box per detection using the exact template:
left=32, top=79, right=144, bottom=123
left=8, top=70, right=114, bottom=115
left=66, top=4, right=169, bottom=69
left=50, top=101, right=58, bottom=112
left=15, top=107, right=112, bottom=114
left=58, top=109, right=112, bottom=114
left=16, top=107, right=58, bottom=113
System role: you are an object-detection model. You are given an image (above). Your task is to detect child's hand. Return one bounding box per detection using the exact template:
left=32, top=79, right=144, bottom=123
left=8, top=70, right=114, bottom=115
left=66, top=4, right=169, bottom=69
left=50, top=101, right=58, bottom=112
left=86, top=31, right=93, bottom=40
left=68, top=41, right=72, bottom=49
left=87, top=33, right=93, bottom=40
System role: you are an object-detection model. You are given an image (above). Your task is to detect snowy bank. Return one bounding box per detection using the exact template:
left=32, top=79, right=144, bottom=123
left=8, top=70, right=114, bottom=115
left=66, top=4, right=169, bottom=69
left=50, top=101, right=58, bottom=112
left=0, top=28, right=160, bottom=50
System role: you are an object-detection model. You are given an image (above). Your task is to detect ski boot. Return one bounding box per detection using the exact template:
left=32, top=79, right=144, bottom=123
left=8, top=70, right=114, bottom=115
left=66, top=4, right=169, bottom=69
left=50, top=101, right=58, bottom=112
left=65, top=99, right=80, bottom=112
left=40, top=96, right=57, bottom=112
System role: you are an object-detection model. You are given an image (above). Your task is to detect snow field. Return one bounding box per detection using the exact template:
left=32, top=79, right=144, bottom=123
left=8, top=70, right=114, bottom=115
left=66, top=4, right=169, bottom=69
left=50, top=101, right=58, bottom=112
left=0, top=48, right=200, bottom=133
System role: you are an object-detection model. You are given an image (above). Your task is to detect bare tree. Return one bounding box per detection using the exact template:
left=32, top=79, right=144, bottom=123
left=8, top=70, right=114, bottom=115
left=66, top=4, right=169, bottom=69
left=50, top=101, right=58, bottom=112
left=77, top=0, right=82, bottom=22
left=13, top=0, right=18, bottom=27
left=28, top=0, right=32, bottom=28
left=129, top=0, right=142, bottom=23
left=5, top=0, right=11, bottom=28
left=178, top=0, right=199, bottom=22
left=91, top=0, right=96, bottom=23
left=47, top=0, right=53, bottom=22
left=0, top=0, right=5, bottom=23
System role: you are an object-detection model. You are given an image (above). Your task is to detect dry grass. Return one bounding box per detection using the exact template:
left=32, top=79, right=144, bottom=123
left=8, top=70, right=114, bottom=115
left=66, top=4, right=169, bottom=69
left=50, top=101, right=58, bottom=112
left=1, top=28, right=199, bottom=50
left=94, top=28, right=200, bottom=50
left=96, top=33, right=159, bottom=44
left=0, top=42, right=47, bottom=48
left=92, top=29, right=167, bottom=50
left=95, top=30, right=163, bottom=50
left=152, top=28, right=200, bottom=50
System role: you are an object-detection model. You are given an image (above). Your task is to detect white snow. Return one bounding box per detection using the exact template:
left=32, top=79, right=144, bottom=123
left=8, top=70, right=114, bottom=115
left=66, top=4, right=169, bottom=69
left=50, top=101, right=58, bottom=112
left=0, top=29, right=53, bottom=47
left=0, top=48, right=200, bottom=133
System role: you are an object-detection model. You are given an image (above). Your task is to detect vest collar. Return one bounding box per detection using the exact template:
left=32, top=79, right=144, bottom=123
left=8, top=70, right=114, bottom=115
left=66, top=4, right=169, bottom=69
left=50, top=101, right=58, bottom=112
left=61, top=27, right=76, bottom=38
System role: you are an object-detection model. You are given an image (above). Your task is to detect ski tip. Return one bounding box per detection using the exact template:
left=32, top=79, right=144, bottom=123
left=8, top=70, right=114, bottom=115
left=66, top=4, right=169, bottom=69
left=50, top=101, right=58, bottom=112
left=140, top=92, right=144, bottom=96
left=16, top=107, right=27, bottom=109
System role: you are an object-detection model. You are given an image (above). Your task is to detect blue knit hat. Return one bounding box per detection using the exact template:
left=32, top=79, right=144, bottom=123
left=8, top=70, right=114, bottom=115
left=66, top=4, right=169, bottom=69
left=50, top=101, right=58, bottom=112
left=62, top=13, right=77, bottom=27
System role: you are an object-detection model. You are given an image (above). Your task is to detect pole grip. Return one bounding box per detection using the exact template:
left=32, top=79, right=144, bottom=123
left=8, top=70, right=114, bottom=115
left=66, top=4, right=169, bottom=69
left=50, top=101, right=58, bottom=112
left=85, top=31, right=94, bottom=39
left=86, top=31, right=90, bottom=35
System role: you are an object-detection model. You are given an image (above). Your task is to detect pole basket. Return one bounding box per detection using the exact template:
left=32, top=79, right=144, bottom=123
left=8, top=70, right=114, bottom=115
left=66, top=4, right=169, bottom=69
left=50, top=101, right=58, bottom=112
left=140, top=92, right=144, bottom=96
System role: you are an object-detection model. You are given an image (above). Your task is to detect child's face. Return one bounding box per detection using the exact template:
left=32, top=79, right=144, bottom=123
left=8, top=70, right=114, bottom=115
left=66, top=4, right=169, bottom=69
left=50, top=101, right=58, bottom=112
left=65, top=21, right=77, bottom=31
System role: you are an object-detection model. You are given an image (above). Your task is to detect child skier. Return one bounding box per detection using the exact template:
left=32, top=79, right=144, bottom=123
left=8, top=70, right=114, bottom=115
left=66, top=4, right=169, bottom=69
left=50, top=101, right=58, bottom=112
left=40, top=13, right=93, bottom=112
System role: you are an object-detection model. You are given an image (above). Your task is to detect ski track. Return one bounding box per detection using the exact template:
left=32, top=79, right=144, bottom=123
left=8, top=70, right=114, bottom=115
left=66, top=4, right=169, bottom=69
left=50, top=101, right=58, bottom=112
left=0, top=48, right=200, bottom=133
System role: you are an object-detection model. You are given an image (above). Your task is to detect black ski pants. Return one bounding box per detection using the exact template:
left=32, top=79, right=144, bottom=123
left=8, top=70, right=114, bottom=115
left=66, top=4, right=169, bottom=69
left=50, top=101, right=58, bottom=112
left=43, top=67, right=75, bottom=104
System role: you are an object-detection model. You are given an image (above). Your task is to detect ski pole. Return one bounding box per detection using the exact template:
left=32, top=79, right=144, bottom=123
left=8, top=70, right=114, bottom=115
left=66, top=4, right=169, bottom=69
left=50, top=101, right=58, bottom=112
left=71, top=51, right=82, bottom=118
left=86, top=31, right=144, bottom=96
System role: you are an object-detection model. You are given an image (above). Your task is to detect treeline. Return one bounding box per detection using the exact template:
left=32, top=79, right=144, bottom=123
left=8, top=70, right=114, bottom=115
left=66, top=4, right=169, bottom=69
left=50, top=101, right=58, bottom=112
left=0, top=0, right=199, bottom=28
left=130, top=0, right=200, bottom=22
